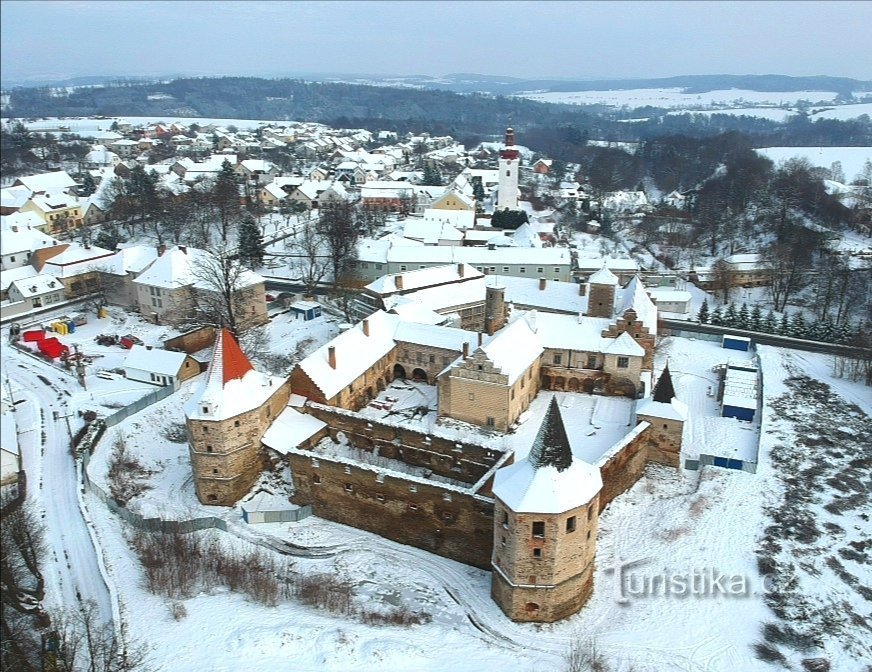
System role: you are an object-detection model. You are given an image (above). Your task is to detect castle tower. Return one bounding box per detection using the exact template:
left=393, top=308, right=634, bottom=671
left=186, top=328, right=291, bottom=505
left=484, top=282, right=507, bottom=335
left=496, top=127, right=520, bottom=211
left=636, top=364, right=687, bottom=468
left=491, top=397, right=603, bottom=622
left=586, top=262, right=619, bottom=318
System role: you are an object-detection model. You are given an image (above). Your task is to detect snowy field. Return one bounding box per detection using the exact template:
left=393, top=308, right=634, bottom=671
left=8, top=115, right=305, bottom=134
left=516, top=88, right=840, bottom=109
left=754, top=146, right=872, bottom=181
left=667, top=107, right=800, bottom=122
left=809, top=101, right=872, bottom=120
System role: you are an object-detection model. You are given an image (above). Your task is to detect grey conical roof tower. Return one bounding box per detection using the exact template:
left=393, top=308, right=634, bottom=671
left=529, top=397, right=573, bottom=472
left=652, top=364, right=676, bottom=403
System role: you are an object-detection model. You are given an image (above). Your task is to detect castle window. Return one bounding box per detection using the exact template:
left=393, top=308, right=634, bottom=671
left=617, top=357, right=629, bottom=369
left=203, top=426, right=209, bottom=434
left=468, top=393, right=475, bottom=401
left=212, top=469, right=218, bottom=474
left=566, top=516, right=577, bottom=533
left=506, top=170, right=510, bottom=176
left=663, top=424, right=668, bottom=430
left=206, top=445, right=213, bottom=453
left=486, top=417, right=495, bottom=428
left=588, top=505, right=593, bottom=521
left=501, top=536, right=506, bottom=546
left=344, top=466, right=351, bottom=475
left=442, top=512, right=454, bottom=521
left=409, top=503, right=418, bottom=511
left=533, top=548, right=542, bottom=558
left=376, top=494, right=385, bottom=502
left=409, top=484, right=417, bottom=493
left=234, top=420, right=240, bottom=428
left=511, top=389, right=515, bottom=400
left=532, top=521, right=545, bottom=538
left=312, top=458, right=319, bottom=467
left=587, top=530, right=591, bottom=540
left=553, top=353, right=562, bottom=365
left=525, top=602, right=539, bottom=613
left=502, top=511, right=509, bottom=528
left=313, top=474, right=321, bottom=484
left=429, top=354, right=435, bottom=364
left=376, top=473, right=385, bottom=483
left=202, top=406, right=209, bottom=414
left=344, top=483, right=353, bottom=492
left=207, top=494, right=217, bottom=502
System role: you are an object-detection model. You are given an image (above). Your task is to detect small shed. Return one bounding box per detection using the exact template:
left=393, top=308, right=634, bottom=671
left=290, top=300, right=322, bottom=321
left=722, top=335, right=751, bottom=352
left=123, top=345, right=199, bottom=389
left=240, top=491, right=302, bottom=524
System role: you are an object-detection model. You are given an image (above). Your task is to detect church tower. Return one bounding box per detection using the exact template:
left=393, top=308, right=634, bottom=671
left=491, top=398, right=602, bottom=622
left=496, top=127, right=520, bottom=210
left=186, top=329, right=291, bottom=505
left=586, top=261, right=619, bottom=318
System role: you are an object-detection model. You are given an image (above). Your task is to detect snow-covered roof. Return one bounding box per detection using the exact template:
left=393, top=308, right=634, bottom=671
left=576, top=257, right=640, bottom=273
left=366, top=263, right=482, bottom=295
left=185, top=329, right=283, bottom=422
left=615, top=275, right=658, bottom=333
left=496, top=276, right=588, bottom=314
left=493, top=400, right=603, bottom=514
left=261, top=406, right=327, bottom=454
left=123, top=345, right=189, bottom=376
left=133, top=245, right=264, bottom=291
left=588, top=263, right=620, bottom=286
left=0, top=265, right=39, bottom=292
left=531, top=312, right=645, bottom=357
left=25, top=192, right=80, bottom=213
left=0, top=223, right=58, bottom=255
left=15, top=171, right=77, bottom=194
left=722, top=362, right=758, bottom=410
left=9, top=273, right=63, bottom=297
left=402, top=219, right=464, bottom=245
left=478, top=315, right=543, bottom=385
left=394, top=321, right=479, bottom=353
left=385, top=298, right=447, bottom=325
left=1, top=185, right=32, bottom=210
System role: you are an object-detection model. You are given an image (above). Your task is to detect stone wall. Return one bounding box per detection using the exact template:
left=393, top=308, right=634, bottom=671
left=164, top=326, right=216, bottom=355
left=636, top=415, right=683, bottom=468
left=595, top=422, right=650, bottom=512
left=286, top=449, right=495, bottom=568
left=303, top=403, right=504, bottom=485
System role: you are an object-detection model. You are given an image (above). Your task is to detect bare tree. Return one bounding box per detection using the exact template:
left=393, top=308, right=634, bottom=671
left=710, top=258, right=734, bottom=304
left=317, top=200, right=359, bottom=287
left=764, top=243, right=809, bottom=312
left=289, top=218, right=330, bottom=296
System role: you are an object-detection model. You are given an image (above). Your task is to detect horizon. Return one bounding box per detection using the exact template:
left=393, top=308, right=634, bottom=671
left=2, top=1, right=871, bottom=84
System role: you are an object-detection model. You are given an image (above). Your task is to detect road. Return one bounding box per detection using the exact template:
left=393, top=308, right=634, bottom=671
left=8, top=356, right=113, bottom=626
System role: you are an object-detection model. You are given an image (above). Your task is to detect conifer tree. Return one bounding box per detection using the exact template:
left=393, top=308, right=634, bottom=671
left=749, top=304, right=763, bottom=332
left=80, top=171, right=97, bottom=197
left=832, top=320, right=852, bottom=344
left=737, top=302, right=750, bottom=330
left=789, top=312, right=807, bottom=339
left=697, top=298, right=710, bottom=323
left=777, top=312, right=790, bottom=335
left=723, top=302, right=738, bottom=327
left=816, top=314, right=835, bottom=342
left=237, top=215, right=265, bottom=268
left=763, top=310, right=777, bottom=334
left=710, top=306, right=724, bottom=326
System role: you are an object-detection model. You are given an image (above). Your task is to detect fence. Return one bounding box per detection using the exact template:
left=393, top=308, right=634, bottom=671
left=9, top=340, right=78, bottom=378
left=103, top=384, right=175, bottom=428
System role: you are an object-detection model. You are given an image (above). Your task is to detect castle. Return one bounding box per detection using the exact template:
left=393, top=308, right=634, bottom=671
left=185, top=233, right=686, bottom=623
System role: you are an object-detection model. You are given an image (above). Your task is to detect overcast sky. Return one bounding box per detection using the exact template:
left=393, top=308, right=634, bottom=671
left=2, top=0, right=870, bottom=83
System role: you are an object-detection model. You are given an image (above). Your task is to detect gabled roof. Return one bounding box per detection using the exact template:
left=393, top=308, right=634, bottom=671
left=123, top=345, right=189, bottom=376
left=133, top=245, right=264, bottom=291
left=477, top=314, right=543, bottom=385
left=14, top=171, right=77, bottom=194
left=615, top=275, right=658, bottom=333
left=588, top=262, right=620, bottom=286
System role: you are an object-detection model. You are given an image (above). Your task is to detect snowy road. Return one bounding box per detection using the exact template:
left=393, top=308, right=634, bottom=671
left=8, top=358, right=113, bottom=626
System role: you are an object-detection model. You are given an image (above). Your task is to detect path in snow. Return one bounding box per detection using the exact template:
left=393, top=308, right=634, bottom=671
left=9, top=361, right=113, bottom=626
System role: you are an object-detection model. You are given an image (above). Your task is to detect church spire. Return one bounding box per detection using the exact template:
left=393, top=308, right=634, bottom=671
left=652, top=364, right=676, bottom=403
left=529, top=397, right=573, bottom=472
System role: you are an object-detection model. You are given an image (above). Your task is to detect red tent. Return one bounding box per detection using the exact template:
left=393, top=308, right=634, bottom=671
left=38, top=337, right=68, bottom=359
left=23, top=330, right=45, bottom=342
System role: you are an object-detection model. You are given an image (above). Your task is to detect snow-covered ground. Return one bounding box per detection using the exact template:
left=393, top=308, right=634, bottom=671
left=516, top=88, right=841, bottom=109
left=754, top=146, right=872, bottom=181
left=667, top=101, right=872, bottom=122
left=10, top=116, right=305, bottom=134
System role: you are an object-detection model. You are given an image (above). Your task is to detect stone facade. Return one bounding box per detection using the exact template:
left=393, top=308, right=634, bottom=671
left=437, top=348, right=540, bottom=431
left=601, top=309, right=656, bottom=371
left=587, top=282, right=616, bottom=318
left=491, top=497, right=599, bottom=622
left=290, top=349, right=397, bottom=410
left=636, top=415, right=684, bottom=468
left=188, top=378, right=291, bottom=505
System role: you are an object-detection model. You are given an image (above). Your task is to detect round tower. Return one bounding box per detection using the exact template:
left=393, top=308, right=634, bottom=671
left=496, top=127, right=520, bottom=211
left=485, top=282, right=506, bottom=335
left=491, top=398, right=602, bottom=622
left=586, top=262, right=619, bottom=318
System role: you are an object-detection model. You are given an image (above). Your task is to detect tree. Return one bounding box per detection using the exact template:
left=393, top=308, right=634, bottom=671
left=737, top=302, right=750, bottom=330
left=788, top=312, right=807, bottom=339
left=763, top=310, right=777, bottom=334
left=421, top=163, right=443, bottom=186
left=710, top=306, right=724, bottom=326
left=490, top=209, right=529, bottom=230
left=749, top=304, right=763, bottom=332
left=211, top=160, right=242, bottom=243
left=777, top=312, right=790, bottom=335
left=80, top=172, right=97, bottom=197
left=764, top=242, right=810, bottom=312
left=288, top=218, right=330, bottom=296
left=723, top=302, right=738, bottom=327
left=237, top=215, right=265, bottom=269
left=697, top=298, right=710, bottom=323
left=710, top=259, right=734, bottom=303
left=317, top=200, right=359, bottom=287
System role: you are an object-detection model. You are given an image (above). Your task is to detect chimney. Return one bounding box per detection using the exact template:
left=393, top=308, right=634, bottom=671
left=362, top=319, right=370, bottom=336
left=328, top=346, right=337, bottom=369
left=579, top=282, right=587, bottom=296
left=539, top=277, right=546, bottom=291
left=462, top=342, right=469, bottom=359
left=179, top=245, right=187, bottom=255
left=157, top=244, right=166, bottom=257
left=478, top=332, right=483, bottom=346
left=395, top=275, right=403, bottom=290
left=457, top=263, right=464, bottom=277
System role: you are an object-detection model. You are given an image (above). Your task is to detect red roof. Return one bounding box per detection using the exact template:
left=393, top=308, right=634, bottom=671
left=219, top=328, right=253, bottom=384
